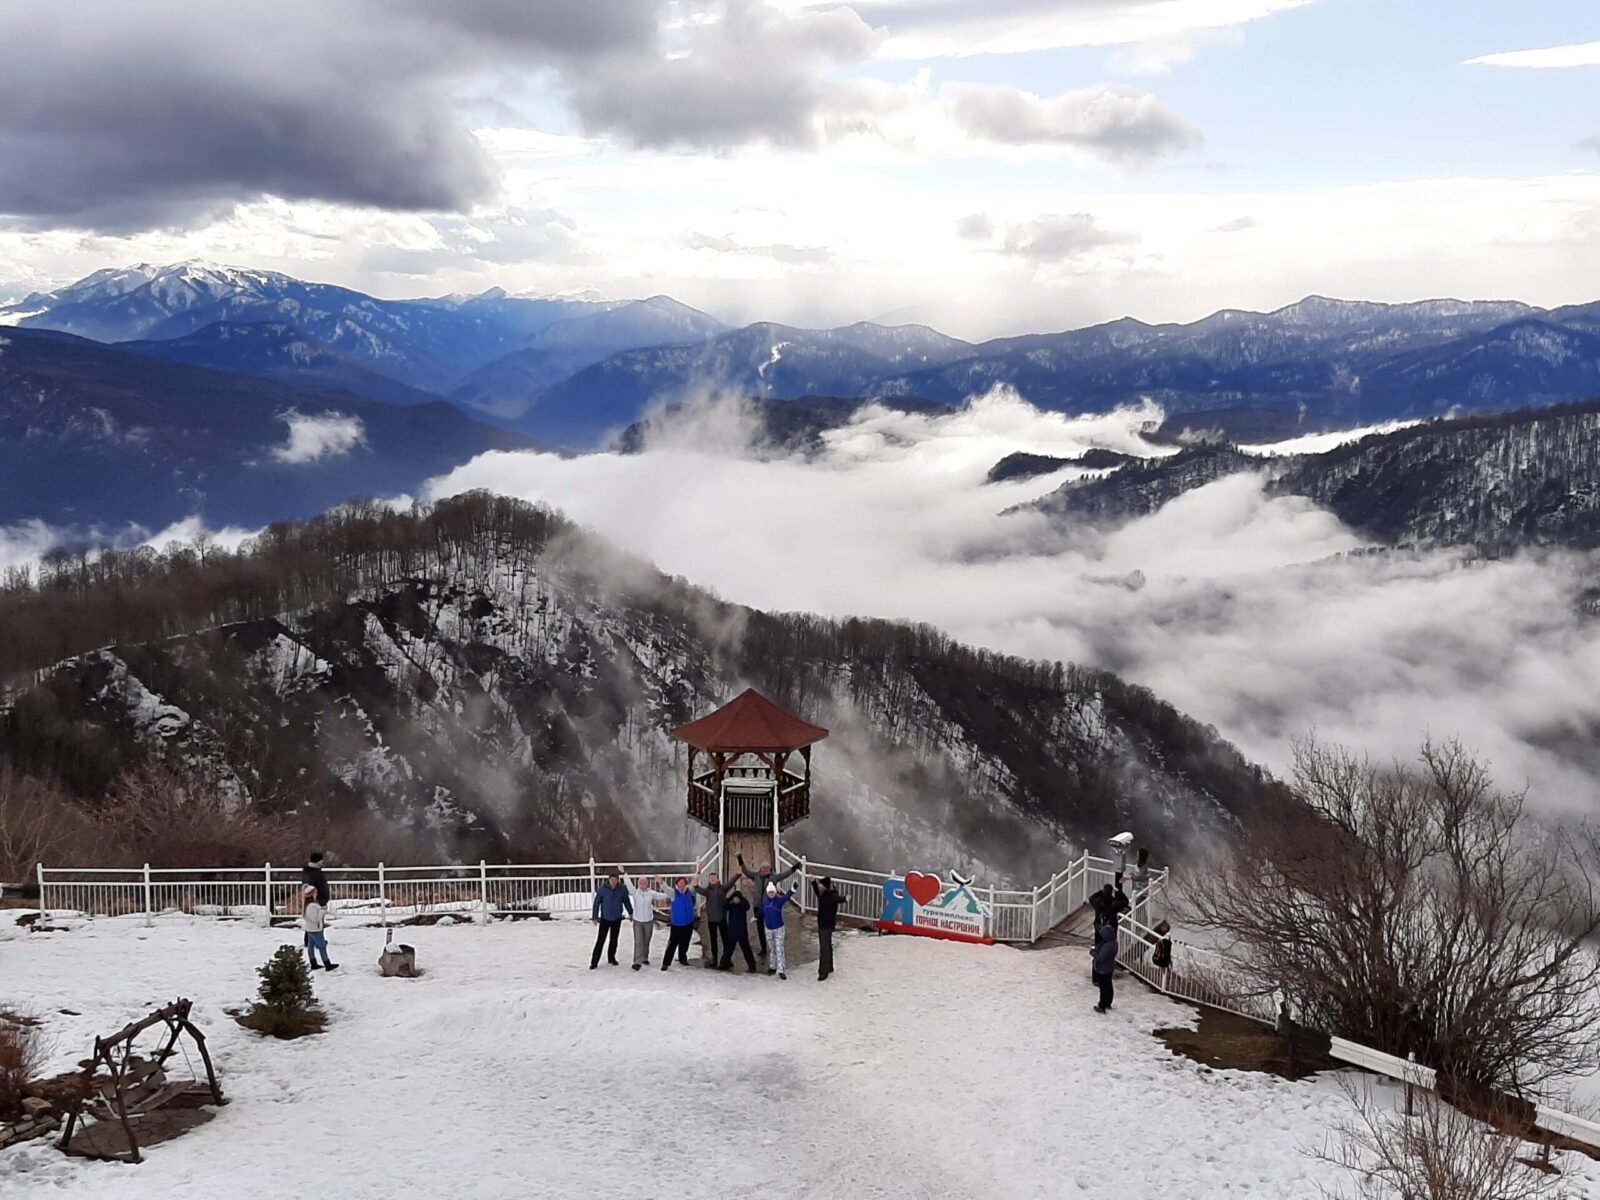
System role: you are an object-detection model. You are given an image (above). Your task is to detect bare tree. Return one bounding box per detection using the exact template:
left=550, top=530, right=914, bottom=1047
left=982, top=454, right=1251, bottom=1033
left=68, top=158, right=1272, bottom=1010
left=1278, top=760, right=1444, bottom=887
left=0, top=769, right=91, bottom=883
left=1314, top=1080, right=1574, bottom=1200
left=1190, top=737, right=1600, bottom=1092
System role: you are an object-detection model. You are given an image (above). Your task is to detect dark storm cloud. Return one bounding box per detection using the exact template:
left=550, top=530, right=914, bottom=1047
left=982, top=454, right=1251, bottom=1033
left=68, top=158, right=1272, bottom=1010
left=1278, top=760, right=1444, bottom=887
left=566, top=2, right=880, bottom=151
left=0, top=0, right=874, bottom=232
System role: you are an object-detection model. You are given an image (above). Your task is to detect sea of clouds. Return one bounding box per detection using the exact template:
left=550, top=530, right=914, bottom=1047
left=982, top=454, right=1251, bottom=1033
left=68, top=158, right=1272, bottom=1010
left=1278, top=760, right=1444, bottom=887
left=425, top=388, right=1600, bottom=817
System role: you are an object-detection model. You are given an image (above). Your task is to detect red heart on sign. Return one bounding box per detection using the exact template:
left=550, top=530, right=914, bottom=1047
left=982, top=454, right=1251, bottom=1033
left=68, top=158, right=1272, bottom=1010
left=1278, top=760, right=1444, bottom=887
left=905, top=872, right=943, bottom=907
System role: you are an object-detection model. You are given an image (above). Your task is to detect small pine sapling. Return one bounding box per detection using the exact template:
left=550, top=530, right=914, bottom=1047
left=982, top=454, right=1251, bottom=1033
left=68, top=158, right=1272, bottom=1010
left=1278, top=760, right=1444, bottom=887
left=236, top=945, right=326, bottom=1038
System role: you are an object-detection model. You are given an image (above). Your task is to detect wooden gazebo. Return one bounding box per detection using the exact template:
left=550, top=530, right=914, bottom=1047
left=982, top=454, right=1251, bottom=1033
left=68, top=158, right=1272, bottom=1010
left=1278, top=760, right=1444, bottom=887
left=671, top=688, right=828, bottom=876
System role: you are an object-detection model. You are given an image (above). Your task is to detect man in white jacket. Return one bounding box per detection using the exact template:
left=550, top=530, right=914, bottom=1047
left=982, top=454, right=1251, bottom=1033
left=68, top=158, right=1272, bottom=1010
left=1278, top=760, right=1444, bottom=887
left=626, top=871, right=670, bottom=971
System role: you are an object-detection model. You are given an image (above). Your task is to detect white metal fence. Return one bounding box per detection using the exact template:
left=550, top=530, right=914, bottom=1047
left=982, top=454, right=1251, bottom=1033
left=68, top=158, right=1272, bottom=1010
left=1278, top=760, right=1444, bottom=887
left=37, top=847, right=720, bottom=927
left=37, top=844, right=1158, bottom=944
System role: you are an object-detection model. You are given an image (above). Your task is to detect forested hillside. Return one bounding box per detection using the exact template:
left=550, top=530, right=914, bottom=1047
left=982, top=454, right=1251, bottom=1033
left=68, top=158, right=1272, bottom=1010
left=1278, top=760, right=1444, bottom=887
left=0, top=494, right=1284, bottom=878
left=1027, top=397, right=1600, bottom=551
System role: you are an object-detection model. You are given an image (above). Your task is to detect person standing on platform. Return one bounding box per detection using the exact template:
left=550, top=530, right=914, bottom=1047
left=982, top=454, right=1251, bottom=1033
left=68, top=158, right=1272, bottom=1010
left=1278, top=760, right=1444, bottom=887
left=590, top=869, right=633, bottom=969
left=812, top=876, right=844, bottom=981
left=720, top=877, right=758, bottom=973
left=661, top=877, right=697, bottom=970
left=694, top=871, right=731, bottom=969
left=760, top=882, right=798, bottom=980
left=1092, top=921, right=1118, bottom=1013
left=627, top=871, right=669, bottom=971
left=736, top=852, right=801, bottom=961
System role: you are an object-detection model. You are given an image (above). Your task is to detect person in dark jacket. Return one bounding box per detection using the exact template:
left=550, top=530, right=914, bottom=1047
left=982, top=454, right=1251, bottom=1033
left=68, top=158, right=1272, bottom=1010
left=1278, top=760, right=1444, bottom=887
left=1091, top=922, right=1118, bottom=1012
left=736, top=852, right=801, bottom=960
left=1089, top=882, right=1130, bottom=929
left=302, top=852, right=331, bottom=907
left=812, top=876, right=844, bottom=981
left=719, top=878, right=758, bottom=972
left=661, top=877, right=698, bottom=971
left=590, top=870, right=633, bottom=969
left=694, top=872, right=730, bottom=969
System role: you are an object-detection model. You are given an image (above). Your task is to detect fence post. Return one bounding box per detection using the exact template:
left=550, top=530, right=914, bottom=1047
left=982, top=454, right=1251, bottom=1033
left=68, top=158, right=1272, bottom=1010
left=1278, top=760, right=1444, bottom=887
left=988, top=885, right=997, bottom=939
left=479, top=860, right=489, bottom=925
left=1082, top=847, right=1091, bottom=906
left=1405, top=1052, right=1416, bottom=1117
left=1030, top=883, right=1040, bottom=942
left=142, top=863, right=153, bottom=927
left=36, top=861, right=47, bottom=927
left=799, top=857, right=808, bottom=912
left=264, top=861, right=273, bottom=920
left=588, top=857, right=597, bottom=897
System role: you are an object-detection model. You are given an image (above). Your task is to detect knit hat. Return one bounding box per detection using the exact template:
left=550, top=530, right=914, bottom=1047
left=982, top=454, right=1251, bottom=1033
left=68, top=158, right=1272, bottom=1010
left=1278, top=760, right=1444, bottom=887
left=765, top=883, right=777, bottom=896
left=302, top=885, right=316, bottom=900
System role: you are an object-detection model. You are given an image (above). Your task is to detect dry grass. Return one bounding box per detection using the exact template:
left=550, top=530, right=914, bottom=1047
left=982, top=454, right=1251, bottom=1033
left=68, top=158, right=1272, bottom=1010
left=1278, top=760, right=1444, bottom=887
left=0, top=1009, right=50, bottom=1119
left=232, top=1005, right=328, bottom=1040
left=1155, top=1005, right=1336, bottom=1081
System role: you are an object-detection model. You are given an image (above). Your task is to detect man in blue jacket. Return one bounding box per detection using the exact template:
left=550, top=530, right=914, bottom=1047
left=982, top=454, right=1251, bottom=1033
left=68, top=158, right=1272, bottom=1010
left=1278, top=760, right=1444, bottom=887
left=661, top=877, right=698, bottom=971
left=760, top=882, right=799, bottom=980
left=590, top=869, right=633, bottom=969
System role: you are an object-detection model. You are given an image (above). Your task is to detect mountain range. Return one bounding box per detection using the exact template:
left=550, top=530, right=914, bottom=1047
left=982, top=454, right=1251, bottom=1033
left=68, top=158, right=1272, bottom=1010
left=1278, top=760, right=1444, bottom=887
left=9, top=262, right=1600, bottom=449
left=0, top=327, right=530, bottom=533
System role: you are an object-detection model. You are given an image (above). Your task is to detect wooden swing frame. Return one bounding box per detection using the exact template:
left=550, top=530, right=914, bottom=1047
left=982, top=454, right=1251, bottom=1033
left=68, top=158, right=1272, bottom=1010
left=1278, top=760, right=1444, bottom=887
left=58, top=998, right=226, bottom=1164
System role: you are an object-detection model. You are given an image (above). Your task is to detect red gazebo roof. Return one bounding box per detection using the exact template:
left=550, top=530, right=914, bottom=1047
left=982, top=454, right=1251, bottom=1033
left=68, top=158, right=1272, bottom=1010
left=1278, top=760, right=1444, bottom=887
left=671, top=688, right=829, bottom=753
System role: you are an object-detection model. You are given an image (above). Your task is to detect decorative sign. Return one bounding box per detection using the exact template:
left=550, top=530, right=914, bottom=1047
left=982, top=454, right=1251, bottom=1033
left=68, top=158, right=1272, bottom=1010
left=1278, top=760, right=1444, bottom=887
left=878, top=871, right=994, bottom=944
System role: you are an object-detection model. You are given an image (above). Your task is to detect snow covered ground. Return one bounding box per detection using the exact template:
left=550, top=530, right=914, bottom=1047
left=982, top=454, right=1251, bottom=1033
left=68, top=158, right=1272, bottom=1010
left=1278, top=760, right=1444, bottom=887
left=4, top=914, right=1599, bottom=1199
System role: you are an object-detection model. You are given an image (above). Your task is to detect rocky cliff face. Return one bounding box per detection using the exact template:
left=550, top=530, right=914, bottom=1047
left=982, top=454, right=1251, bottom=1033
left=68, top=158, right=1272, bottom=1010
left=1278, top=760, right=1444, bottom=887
left=1, top=497, right=1282, bottom=881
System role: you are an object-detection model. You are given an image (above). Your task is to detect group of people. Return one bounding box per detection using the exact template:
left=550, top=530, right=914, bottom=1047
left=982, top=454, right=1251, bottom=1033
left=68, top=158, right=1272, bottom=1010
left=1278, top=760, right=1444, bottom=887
left=590, top=852, right=845, bottom=982
left=1087, top=847, right=1157, bottom=1013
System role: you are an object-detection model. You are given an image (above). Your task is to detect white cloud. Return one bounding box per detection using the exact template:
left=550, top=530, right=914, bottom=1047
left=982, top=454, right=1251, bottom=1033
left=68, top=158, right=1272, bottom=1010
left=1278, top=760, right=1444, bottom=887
left=141, top=516, right=260, bottom=554
left=1466, top=40, right=1600, bottom=69
left=777, top=0, right=1311, bottom=60
left=271, top=410, right=366, bottom=464
left=943, top=82, right=1201, bottom=165
left=0, top=519, right=67, bottom=573
left=1107, top=25, right=1244, bottom=75
left=420, top=389, right=1600, bottom=822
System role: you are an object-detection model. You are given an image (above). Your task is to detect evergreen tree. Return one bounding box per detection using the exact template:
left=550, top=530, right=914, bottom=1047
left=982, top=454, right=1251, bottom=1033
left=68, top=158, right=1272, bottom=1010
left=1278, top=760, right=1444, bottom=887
left=257, top=944, right=315, bottom=1015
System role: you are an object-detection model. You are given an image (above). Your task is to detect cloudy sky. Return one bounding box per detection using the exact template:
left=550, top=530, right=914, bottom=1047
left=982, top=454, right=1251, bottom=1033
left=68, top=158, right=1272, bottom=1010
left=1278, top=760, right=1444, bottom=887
left=0, top=0, right=1596, bottom=336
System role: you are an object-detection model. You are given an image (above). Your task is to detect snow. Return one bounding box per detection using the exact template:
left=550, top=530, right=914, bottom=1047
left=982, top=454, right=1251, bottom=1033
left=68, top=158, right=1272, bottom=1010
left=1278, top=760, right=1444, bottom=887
left=1240, top=419, right=1423, bottom=457
left=6, top=916, right=1598, bottom=1198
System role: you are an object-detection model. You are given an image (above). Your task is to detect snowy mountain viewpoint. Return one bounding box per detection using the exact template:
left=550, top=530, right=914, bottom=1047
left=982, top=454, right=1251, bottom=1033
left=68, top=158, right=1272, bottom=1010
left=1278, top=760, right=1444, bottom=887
left=9, top=916, right=1600, bottom=1198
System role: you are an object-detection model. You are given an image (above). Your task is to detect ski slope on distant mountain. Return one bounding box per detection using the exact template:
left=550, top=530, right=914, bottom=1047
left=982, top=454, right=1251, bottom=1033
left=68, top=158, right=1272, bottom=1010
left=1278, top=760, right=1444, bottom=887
left=6, top=915, right=1598, bottom=1198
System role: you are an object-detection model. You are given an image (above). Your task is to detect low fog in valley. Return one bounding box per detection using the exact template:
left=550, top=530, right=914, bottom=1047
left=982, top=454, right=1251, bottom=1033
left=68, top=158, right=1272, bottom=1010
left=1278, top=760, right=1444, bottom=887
left=427, top=389, right=1600, bottom=817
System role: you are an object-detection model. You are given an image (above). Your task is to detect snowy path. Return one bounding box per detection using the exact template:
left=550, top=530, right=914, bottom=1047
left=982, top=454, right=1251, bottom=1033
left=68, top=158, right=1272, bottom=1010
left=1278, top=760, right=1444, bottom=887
left=3, top=916, right=1599, bottom=1199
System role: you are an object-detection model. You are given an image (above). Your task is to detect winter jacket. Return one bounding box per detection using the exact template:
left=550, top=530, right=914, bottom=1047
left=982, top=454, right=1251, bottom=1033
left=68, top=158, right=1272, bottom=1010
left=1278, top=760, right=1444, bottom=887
left=1092, top=924, right=1118, bottom=975
left=694, top=881, right=732, bottom=923
left=724, top=891, right=752, bottom=935
left=736, top=853, right=800, bottom=900
left=302, top=900, right=326, bottom=933
left=592, top=880, right=634, bottom=922
left=627, top=881, right=669, bottom=924
left=302, top=862, right=330, bottom=906
left=669, top=887, right=698, bottom=927
left=761, top=891, right=796, bottom=931
left=814, top=886, right=844, bottom=931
